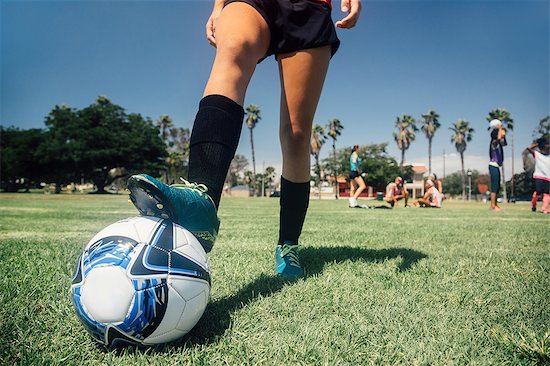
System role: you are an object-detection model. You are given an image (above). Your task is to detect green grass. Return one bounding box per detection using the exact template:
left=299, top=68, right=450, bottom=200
left=1, top=193, right=548, bottom=365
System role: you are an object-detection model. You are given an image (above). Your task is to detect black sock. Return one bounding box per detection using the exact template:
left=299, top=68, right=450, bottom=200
left=278, top=176, right=310, bottom=245
left=188, top=95, right=244, bottom=208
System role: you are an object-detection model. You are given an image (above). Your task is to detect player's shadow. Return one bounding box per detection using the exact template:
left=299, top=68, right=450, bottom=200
left=175, top=246, right=427, bottom=347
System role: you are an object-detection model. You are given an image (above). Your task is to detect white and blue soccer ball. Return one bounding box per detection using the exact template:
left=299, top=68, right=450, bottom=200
left=71, top=216, right=210, bottom=347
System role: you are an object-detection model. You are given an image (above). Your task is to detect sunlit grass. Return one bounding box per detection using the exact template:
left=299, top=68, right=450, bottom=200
left=0, top=193, right=548, bottom=365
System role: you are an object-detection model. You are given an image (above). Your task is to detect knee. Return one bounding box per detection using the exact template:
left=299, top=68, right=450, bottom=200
left=281, top=126, right=310, bottom=154
left=216, top=35, right=261, bottom=66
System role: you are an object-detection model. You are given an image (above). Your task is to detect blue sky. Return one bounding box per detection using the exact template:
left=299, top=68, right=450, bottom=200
left=2, top=0, right=549, bottom=179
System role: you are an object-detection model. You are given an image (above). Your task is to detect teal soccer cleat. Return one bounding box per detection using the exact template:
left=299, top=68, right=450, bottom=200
left=275, top=242, right=304, bottom=279
left=127, top=174, right=219, bottom=253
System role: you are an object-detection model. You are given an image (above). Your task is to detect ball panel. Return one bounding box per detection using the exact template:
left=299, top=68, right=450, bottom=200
left=131, top=216, right=163, bottom=243
left=177, top=289, right=209, bottom=332
left=116, top=280, right=169, bottom=340
left=173, top=226, right=208, bottom=265
left=169, top=277, right=210, bottom=302
left=81, top=266, right=134, bottom=323
left=83, top=236, right=138, bottom=279
left=143, top=329, right=186, bottom=345
left=170, top=250, right=211, bottom=283
left=128, top=244, right=170, bottom=279
left=143, top=285, right=186, bottom=344
left=148, top=220, right=175, bottom=251
left=72, top=289, right=106, bottom=344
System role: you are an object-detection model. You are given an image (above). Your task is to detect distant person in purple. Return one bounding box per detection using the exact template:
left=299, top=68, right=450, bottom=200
left=488, top=119, right=507, bottom=211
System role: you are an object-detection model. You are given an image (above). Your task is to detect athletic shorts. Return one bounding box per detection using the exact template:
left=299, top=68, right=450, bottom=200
left=349, top=171, right=360, bottom=180
left=535, top=178, right=550, bottom=195
left=489, top=164, right=500, bottom=193
left=224, top=0, right=340, bottom=61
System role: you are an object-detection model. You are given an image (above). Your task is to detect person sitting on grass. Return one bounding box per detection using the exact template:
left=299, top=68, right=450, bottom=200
left=385, top=176, right=409, bottom=207
left=527, top=137, right=550, bottom=214
left=428, top=173, right=444, bottom=201
left=414, top=179, right=442, bottom=208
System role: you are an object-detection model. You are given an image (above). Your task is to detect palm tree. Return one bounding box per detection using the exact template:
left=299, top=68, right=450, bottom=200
left=326, top=118, right=344, bottom=199
left=310, top=124, right=326, bottom=199
left=156, top=115, right=174, bottom=144
left=487, top=108, right=513, bottom=201
left=534, top=116, right=550, bottom=141
left=450, top=119, right=475, bottom=200
left=245, top=105, right=261, bottom=196
left=420, top=110, right=441, bottom=175
left=156, top=115, right=174, bottom=182
left=393, top=115, right=418, bottom=166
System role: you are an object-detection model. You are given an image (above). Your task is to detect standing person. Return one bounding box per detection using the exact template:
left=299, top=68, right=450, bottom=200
left=527, top=137, right=550, bottom=214
left=348, top=144, right=367, bottom=208
left=384, top=176, right=409, bottom=208
left=126, top=0, right=362, bottom=279
left=413, top=179, right=442, bottom=208
left=488, top=119, right=507, bottom=211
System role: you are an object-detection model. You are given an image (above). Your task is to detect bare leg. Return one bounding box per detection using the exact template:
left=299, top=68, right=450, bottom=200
left=203, top=2, right=270, bottom=105
left=353, top=177, right=366, bottom=199
left=279, top=47, right=331, bottom=182
left=350, top=179, right=357, bottom=197
left=490, top=193, right=501, bottom=211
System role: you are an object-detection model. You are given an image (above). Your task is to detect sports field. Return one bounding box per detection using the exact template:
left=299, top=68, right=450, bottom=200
left=0, top=193, right=548, bottom=365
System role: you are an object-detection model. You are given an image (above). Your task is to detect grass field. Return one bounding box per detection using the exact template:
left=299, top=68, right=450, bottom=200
left=0, top=193, right=548, bottom=365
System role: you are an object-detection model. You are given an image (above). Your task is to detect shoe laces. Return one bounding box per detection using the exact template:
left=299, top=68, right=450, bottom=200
left=281, top=243, right=301, bottom=268
left=172, top=177, right=209, bottom=195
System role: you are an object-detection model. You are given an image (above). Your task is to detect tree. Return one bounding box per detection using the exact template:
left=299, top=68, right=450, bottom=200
left=310, top=124, right=326, bottom=199
left=533, top=116, right=550, bottom=141
left=39, top=96, right=166, bottom=193
left=245, top=105, right=261, bottom=196
left=443, top=170, right=482, bottom=197
left=393, top=115, right=417, bottom=166
left=156, top=115, right=186, bottom=183
left=0, top=127, right=46, bottom=192
left=156, top=115, right=174, bottom=144
left=420, top=110, right=441, bottom=175
left=36, top=104, right=85, bottom=192
left=165, top=126, right=190, bottom=183
left=262, top=166, right=276, bottom=196
left=225, top=154, right=249, bottom=188
left=450, top=119, right=474, bottom=200
left=326, top=118, right=344, bottom=199
left=487, top=108, right=513, bottom=200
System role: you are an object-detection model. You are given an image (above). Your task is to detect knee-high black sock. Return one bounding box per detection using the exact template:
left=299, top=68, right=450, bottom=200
left=278, top=176, right=310, bottom=245
left=188, top=95, right=244, bottom=208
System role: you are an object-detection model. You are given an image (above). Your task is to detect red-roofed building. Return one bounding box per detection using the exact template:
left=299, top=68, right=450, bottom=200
left=405, top=164, right=428, bottom=199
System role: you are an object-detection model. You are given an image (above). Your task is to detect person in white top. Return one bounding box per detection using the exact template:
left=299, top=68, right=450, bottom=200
left=527, top=137, right=550, bottom=214
left=413, top=179, right=442, bottom=208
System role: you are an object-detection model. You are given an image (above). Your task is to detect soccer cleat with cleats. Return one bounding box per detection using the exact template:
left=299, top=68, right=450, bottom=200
left=275, top=242, right=304, bottom=279
left=127, top=174, right=219, bottom=253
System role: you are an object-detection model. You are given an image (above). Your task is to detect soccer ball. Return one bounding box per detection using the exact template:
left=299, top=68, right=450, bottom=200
left=71, top=216, right=210, bottom=346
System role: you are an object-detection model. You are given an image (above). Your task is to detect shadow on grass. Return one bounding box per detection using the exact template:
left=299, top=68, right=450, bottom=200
left=175, top=246, right=428, bottom=348
left=107, top=246, right=427, bottom=354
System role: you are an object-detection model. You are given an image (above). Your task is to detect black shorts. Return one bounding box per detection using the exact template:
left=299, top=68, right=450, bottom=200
left=535, top=178, right=550, bottom=195
left=350, top=171, right=360, bottom=180
left=224, top=0, right=340, bottom=61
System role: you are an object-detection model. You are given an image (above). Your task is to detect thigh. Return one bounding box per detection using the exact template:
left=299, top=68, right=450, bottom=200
left=278, top=46, right=331, bottom=141
left=203, top=2, right=271, bottom=105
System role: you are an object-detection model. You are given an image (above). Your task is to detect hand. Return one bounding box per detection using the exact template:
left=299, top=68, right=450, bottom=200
left=335, top=0, right=362, bottom=29
left=206, top=1, right=224, bottom=47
